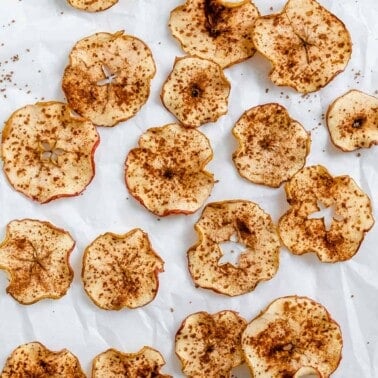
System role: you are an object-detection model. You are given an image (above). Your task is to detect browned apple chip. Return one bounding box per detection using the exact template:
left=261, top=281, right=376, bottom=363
left=1, top=102, right=99, bottom=203
left=161, top=56, right=230, bottom=128
left=82, top=228, right=164, bottom=310
left=125, top=123, right=214, bottom=216
left=252, top=0, right=352, bottom=93
left=232, top=103, right=310, bottom=187
left=242, top=296, right=343, bottom=377
left=67, top=0, right=118, bottom=12
left=92, top=347, right=171, bottom=377
left=327, top=90, right=378, bottom=151
left=278, top=165, right=374, bottom=262
left=62, top=31, right=156, bottom=127
left=175, top=310, right=247, bottom=377
left=169, top=0, right=260, bottom=68
left=1, top=342, right=85, bottom=377
left=0, top=219, right=75, bottom=305
left=188, top=200, right=280, bottom=296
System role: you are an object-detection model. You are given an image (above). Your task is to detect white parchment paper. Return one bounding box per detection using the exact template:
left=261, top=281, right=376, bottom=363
left=0, top=0, right=377, bottom=376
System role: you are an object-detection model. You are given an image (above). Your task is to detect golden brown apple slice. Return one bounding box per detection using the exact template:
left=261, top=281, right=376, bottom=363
left=176, top=310, right=247, bottom=377
left=82, top=229, right=164, bottom=310
left=161, top=56, right=230, bottom=127
left=252, top=0, right=352, bottom=93
left=2, top=102, right=99, bottom=203
left=169, top=0, right=259, bottom=68
left=62, top=31, right=156, bottom=127
left=67, top=0, right=118, bottom=12
left=242, top=296, right=343, bottom=378
left=188, top=200, right=280, bottom=296
left=327, top=90, right=378, bottom=151
left=233, top=103, right=310, bottom=187
left=125, top=123, right=214, bottom=216
left=0, top=219, right=75, bottom=305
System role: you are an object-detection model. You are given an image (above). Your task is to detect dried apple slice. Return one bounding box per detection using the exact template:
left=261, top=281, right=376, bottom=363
left=62, top=30, right=156, bottom=127
left=233, top=103, right=310, bottom=187
left=242, top=296, right=343, bottom=377
left=125, top=123, right=214, bottom=216
left=67, top=0, right=118, bottom=12
left=175, top=310, right=247, bottom=377
left=327, top=90, right=378, bottom=151
left=1, top=342, right=85, bottom=377
left=188, top=200, right=280, bottom=296
left=92, top=347, right=171, bottom=377
left=1, top=102, right=99, bottom=203
left=252, top=0, right=352, bottom=93
left=169, top=0, right=260, bottom=68
left=278, top=165, right=374, bottom=262
left=0, top=219, right=75, bottom=305
left=82, top=228, right=164, bottom=310
left=161, top=56, right=230, bottom=128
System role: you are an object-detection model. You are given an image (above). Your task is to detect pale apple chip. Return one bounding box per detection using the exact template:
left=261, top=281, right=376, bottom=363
left=1, top=101, right=99, bottom=203
left=82, top=228, right=164, bottom=310
left=92, top=347, right=171, bottom=377
left=278, top=165, right=374, bottom=262
left=233, top=103, right=310, bottom=187
left=242, top=296, right=343, bottom=377
left=125, top=123, right=214, bottom=216
left=188, top=200, right=280, bottom=296
left=0, top=219, right=75, bottom=305
left=62, top=30, right=156, bottom=127
left=161, top=56, right=230, bottom=127
left=67, top=0, right=118, bottom=12
left=175, top=310, right=247, bottom=377
left=1, top=342, right=85, bottom=377
left=327, top=90, right=378, bottom=151
left=169, top=0, right=259, bottom=68
left=252, top=0, right=352, bottom=93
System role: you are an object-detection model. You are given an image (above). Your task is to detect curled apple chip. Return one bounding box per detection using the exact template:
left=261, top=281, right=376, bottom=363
left=161, top=56, right=230, bottom=128
left=233, top=103, right=310, bottom=187
left=252, top=0, right=352, bottom=93
left=82, top=228, right=164, bottom=310
left=278, top=165, right=374, bottom=262
left=0, top=219, right=75, bottom=305
left=1, top=342, right=85, bottom=377
left=125, top=123, right=214, bottom=216
left=62, top=30, right=156, bottom=127
left=188, top=200, right=280, bottom=296
left=1, top=102, right=99, bottom=203
left=175, top=310, right=247, bottom=377
left=92, top=347, right=171, bottom=377
left=327, top=90, right=378, bottom=151
left=242, top=296, right=343, bottom=377
left=169, top=0, right=259, bottom=68
left=67, top=0, right=118, bottom=12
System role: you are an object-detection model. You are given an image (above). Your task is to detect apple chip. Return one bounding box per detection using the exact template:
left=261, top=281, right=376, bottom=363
left=169, top=0, right=260, bottom=68
left=161, top=56, right=230, bottom=128
left=2, top=102, right=99, bottom=203
left=242, top=296, right=343, bottom=377
left=0, top=219, right=75, bottom=305
left=252, top=0, right=352, bottom=93
left=278, top=165, right=374, bottom=262
left=1, top=342, right=85, bottom=377
left=67, top=0, right=118, bottom=12
left=82, top=228, right=164, bottom=310
left=233, top=103, right=310, bottom=187
left=92, top=347, right=171, bottom=377
left=188, top=200, right=280, bottom=296
left=327, top=90, right=378, bottom=151
left=62, top=31, right=156, bottom=127
left=175, top=310, right=247, bottom=377
left=125, top=123, right=214, bottom=216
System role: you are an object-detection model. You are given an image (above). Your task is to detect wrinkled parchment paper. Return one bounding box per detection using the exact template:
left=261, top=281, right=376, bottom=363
left=0, top=0, right=377, bottom=376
